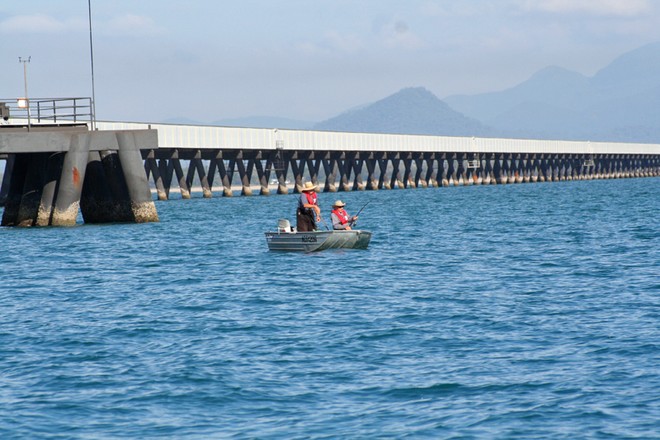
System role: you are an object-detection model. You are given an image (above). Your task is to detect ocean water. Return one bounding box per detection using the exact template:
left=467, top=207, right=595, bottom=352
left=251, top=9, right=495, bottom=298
left=1, top=178, right=659, bottom=439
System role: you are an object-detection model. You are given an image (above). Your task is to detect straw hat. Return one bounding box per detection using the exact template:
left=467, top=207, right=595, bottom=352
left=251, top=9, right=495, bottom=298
left=301, top=182, right=318, bottom=192
left=333, top=200, right=346, bottom=207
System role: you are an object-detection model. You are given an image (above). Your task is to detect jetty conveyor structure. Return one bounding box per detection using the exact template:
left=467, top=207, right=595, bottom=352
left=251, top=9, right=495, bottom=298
left=1, top=98, right=659, bottom=227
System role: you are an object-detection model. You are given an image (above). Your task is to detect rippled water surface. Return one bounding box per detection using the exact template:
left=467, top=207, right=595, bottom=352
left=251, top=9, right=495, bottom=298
left=1, top=178, right=659, bottom=439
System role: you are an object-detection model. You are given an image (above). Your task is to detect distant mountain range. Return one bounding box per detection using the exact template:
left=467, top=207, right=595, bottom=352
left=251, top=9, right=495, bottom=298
left=444, top=42, right=660, bottom=143
left=313, top=87, right=493, bottom=137
left=163, top=41, right=660, bottom=143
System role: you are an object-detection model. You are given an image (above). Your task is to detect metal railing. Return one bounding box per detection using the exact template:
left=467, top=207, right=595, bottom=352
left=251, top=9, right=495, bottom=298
left=0, top=97, right=93, bottom=124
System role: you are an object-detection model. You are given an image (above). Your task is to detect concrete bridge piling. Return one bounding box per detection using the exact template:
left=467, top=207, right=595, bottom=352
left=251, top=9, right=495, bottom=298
left=139, top=149, right=659, bottom=199
left=0, top=126, right=158, bottom=226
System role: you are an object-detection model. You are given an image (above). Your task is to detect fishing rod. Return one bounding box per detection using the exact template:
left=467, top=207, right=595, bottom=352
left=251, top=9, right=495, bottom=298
left=354, top=201, right=370, bottom=218
left=319, top=215, right=330, bottom=231
left=350, top=201, right=370, bottom=226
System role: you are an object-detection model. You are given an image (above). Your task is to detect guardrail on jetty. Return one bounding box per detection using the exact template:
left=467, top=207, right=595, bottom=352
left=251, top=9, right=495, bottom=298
left=97, top=122, right=659, bottom=200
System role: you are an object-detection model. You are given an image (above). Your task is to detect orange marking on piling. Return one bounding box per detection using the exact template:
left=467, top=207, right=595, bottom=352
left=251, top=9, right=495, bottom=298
left=73, top=167, right=81, bottom=186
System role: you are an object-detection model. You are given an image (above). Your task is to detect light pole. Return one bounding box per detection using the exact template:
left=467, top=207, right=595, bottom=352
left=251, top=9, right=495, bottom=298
left=88, top=0, right=97, bottom=129
left=18, top=56, right=31, bottom=129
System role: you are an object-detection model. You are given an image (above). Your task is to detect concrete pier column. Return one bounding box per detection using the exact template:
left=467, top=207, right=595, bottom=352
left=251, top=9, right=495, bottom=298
left=185, top=155, right=212, bottom=198
left=51, top=133, right=92, bottom=226
left=530, top=156, right=538, bottom=182
left=426, top=156, right=438, bottom=187
left=338, top=159, right=351, bottom=192
left=98, top=151, right=134, bottom=221
left=234, top=156, right=252, bottom=196
left=446, top=156, right=457, bottom=186
left=14, top=153, right=50, bottom=227
left=0, top=154, right=15, bottom=207
left=604, top=156, right=613, bottom=178
left=550, top=157, right=559, bottom=181
left=80, top=151, right=117, bottom=223
left=365, top=158, right=379, bottom=190
left=274, top=164, right=289, bottom=194
left=116, top=132, right=159, bottom=223
left=255, top=158, right=269, bottom=196
left=35, top=153, right=66, bottom=226
left=613, top=156, right=622, bottom=178
left=1, top=154, right=28, bottom=226
left=158, top=158, right=174, bottom=198
left=352, top=157, right=366, bottom=190
left=602, top=156, right=610, bottom=179
left=647, top=157, right=659, bottom=177
left=514, top=156, right=524, bottom=183
left=257, top=159, right=270, bottom=196
left=493, top=155, right=505, bottom=184
left=439, top=157, right=449, bottom=187
left=632, top=156, right=639, bottom=177
left=588, top=157, right=597, bottom=180
left=389, top=158, right=401, bottom=189
left=558, top=157, right=567, bottom=181
left=507, top=156, right=517, bottom=184
left=221, top=159, right=235, bottom=197
left=482, top=155, right=493, bottom=185
left=593, top=156, right=602, bottom=179
left=576, top=157, right=585, bottom=180
left=521, top=157, right=530, bottom=183
left=456, top=153, right=467, bottom=186
left=145, top=152, right=168, bottom=200
left=502, top=155, right=511, bottom=184
left=242, top=184, right=253, bottom=196
left=621, top=157, right=628, bottom=178
left=414, top=157, right=426, bottom=188
left=536, top=157, right=544, bottom=182
left=172, top=152, right=191, bottom=199
left=460, top=154, right=471, bottom=186
left=566, top=157, right=575, bottom=181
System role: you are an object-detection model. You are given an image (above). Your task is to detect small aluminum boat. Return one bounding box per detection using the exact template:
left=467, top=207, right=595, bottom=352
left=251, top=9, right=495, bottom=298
left=265, top=219, right=372, bottom=252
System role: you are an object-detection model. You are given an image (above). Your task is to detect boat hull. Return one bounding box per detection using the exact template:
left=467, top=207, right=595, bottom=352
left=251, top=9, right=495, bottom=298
left=265, top=230, right=372, bottom=252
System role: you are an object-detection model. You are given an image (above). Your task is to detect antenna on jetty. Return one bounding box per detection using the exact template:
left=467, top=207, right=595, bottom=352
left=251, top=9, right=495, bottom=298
left=18, top=56, right=31, bottom=130
left=88, top=0, right=97, bottom=129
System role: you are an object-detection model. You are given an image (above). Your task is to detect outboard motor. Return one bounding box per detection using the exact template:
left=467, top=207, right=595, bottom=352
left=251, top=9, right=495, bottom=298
left=277, top=218, right=292, bottom=232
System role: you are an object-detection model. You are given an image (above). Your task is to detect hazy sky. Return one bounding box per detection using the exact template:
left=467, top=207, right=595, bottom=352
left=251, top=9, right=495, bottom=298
left=2, top=0, right=659, bottom=123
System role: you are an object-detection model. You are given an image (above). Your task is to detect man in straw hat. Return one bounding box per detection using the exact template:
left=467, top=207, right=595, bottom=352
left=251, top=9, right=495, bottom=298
left=330, top=200, right=358, bottom=230
left=297, top=181, right=321, bottom=232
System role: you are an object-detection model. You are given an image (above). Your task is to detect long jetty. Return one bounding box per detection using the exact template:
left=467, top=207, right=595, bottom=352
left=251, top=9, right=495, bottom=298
left=1, top=118, right=659, bottom=227
left=100, top=121, right=659, bottom=199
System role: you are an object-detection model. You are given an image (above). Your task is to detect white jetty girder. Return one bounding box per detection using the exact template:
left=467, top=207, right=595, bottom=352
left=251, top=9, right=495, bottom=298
left=96, top=121, right=660, bottom=155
